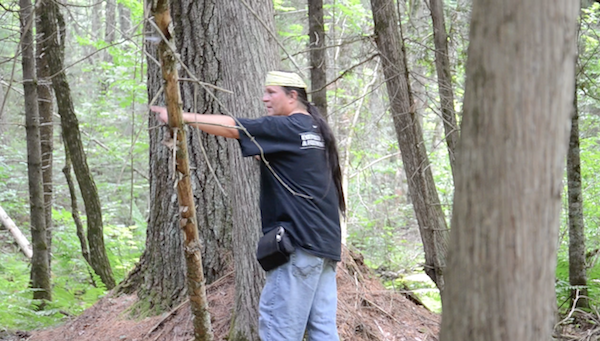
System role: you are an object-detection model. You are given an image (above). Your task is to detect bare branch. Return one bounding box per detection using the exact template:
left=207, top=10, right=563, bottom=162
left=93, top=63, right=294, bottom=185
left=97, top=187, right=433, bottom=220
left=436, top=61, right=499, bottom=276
left=310, top=53, right=379, bottom=94
left=237, top=0, right=305, bottom=78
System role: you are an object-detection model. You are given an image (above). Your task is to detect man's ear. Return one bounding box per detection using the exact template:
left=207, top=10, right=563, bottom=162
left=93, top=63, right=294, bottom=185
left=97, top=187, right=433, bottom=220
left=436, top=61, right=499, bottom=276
left=288, top=90, right=298, bottom=102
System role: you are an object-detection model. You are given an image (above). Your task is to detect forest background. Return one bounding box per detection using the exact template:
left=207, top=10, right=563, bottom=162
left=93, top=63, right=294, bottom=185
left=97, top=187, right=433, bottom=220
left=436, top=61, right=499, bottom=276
left=0, top=0, right=599, bottom=335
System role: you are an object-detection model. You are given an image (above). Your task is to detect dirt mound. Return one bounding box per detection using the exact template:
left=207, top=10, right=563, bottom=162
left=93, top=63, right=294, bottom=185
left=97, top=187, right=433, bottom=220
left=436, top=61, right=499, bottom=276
left=26, top=248, right=440, bottom=341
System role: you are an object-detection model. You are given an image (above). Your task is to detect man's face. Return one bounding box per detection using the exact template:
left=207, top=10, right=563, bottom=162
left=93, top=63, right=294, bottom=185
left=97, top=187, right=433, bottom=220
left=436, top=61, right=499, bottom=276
left=262, top=85, right=293, bottom=116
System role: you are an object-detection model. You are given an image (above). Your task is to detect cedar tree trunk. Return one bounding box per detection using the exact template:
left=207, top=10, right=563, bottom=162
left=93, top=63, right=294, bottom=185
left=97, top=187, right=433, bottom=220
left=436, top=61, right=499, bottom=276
left=37, top=0, right=116, bottom=289
left=35, top=0, right=54, bottom=270
left=439, top=1, right=580, bottom=340
left=370, top=0, right=449, bottom=291
left=309, top=0, right=327, bottom=119
left=568, top=83, right=588, bottom=309
left=429, top=0, right=459, bottom=180
left=20, top=0, right=51, bottom=301
left=217, top=1, right=279, bottom=339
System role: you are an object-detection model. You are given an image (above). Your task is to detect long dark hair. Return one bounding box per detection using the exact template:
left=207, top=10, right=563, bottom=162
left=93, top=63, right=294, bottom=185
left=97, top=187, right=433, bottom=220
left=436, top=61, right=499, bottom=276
left=283, top=86, right=346, bottom=215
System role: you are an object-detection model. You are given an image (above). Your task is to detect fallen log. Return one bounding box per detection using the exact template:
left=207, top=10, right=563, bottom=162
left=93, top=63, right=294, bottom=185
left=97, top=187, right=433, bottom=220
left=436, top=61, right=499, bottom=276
left=0, top=205, right=33, bottom=258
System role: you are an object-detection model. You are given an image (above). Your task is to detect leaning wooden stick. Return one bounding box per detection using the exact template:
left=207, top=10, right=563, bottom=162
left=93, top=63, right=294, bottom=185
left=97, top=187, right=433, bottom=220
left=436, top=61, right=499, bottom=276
left=151, top=1, right=214, bottom=340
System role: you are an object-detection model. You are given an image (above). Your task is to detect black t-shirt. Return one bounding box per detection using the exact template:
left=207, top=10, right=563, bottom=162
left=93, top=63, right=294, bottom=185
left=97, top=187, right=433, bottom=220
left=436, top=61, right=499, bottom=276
left=236, top=113, right=341, bottom=261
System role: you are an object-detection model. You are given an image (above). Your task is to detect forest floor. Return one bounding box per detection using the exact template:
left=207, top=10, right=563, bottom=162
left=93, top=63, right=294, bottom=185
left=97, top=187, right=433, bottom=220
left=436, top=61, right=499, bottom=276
left=5, top=247, right=441, bottom=341
left=4, top=247, right=599, bottom=341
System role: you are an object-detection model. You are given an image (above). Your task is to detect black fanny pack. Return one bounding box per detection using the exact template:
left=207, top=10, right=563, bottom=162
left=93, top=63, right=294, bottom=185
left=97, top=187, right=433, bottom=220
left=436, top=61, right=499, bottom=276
left=256, top=226, right=295, bottom=272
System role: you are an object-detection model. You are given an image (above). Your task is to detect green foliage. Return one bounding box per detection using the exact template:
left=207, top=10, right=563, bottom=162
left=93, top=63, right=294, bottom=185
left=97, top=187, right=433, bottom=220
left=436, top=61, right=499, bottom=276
left=0, top=206, right=145, bottom=331
left=0, top=0, right=149, bottom=330
left=381, top=274, right=441, bottom=313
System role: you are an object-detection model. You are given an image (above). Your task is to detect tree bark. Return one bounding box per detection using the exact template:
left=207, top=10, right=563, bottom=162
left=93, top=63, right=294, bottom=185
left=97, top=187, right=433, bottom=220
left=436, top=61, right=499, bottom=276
left=370, top=0, right=449, bottom=291
left=152, top=1, right=214, bottom=339
left=439, top=1, right=580, bottom=340
left=217, top=1, right=280, bottom=339
left=568, top=84, right=588, bottom=309
left=38, top=0, right=116, bottom=290
left=428, top=0, right=459, bottom=181
left=309, top=0, right=327, bottom=119
left=62, top=147, right=92, bottom=268
left=118, top=0, right=233, bottom=315
left=35, top=0, right=54, bottom=271
left=104, top=0, right=116, bottom=62
left=171, top=0, right=232, bottom=286
left=91, top=0, right=102, bottom=40
left=0, top=205, right=33, bottom=259
left=118, top=3, right=131, bottom=36
left=20, top=0, right=51, bottom=301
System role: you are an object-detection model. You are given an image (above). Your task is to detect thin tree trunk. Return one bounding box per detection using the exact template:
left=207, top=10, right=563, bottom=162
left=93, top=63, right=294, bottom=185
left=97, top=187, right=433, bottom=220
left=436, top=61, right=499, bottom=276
left=370, top=0, right=449, bottom=291
left=152, top=1, right=213, bottom=339
left=20, top=0, right=51, bottom=301
left=429, top=0, right=459, bottom=181
left=439, top=1, right=580, bottom=339
left=568, top=83, right=588, bottom=309
left=35, top=0, right=54, bottom=271
left=217, top=1, right=280, bottom=339
left=0, top=205, right=33, bottom=259
left=62, top=148, right=92, bottom=267
left=104, top=0, right=116, bottom=62
left=62, top=149, right=97, bottom=286
left=341, top=61, right=379, bottom=244
left=38, top=0, right=116, bottom=290
left=91, top=0, right=102, bottom=40
left=309, top=0, right=327, bottom=119
left=118, top=3, right=131, bottom=36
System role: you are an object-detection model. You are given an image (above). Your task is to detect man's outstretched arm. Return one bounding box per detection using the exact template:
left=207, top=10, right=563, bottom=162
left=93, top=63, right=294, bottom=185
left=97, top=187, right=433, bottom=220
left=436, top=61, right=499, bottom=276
left=150, top=106, right=239, bottom=139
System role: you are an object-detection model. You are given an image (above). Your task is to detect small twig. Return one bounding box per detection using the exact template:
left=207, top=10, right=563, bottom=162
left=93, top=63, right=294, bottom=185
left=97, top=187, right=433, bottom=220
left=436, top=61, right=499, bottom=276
left=311, top=53, right=379, bottom=94
left=206, top=270, right=234, bottom=290
left=362, top=297, right=404, bottom=328
left=193, top=126, right=227, bottom=197
left=145, top=298, right=190, bottom=339
left=0, top=34, right=20, bottom=121
left=48, top=33, right=144, bottom=81
left=80, top=129, right=148, bottom=180
left=171, top=127, right=178, bottom=185
left=178, top=78, right=233, bottom=94
left=237, top=0, right=305, bottom=78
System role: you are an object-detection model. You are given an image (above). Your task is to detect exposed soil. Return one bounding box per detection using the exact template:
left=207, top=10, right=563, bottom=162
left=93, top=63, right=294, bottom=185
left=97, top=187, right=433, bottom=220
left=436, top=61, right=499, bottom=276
left=18, top=248, right=440, bottom=341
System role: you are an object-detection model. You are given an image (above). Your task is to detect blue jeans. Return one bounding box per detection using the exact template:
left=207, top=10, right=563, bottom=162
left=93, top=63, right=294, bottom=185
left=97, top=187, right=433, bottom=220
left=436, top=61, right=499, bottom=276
left=258, top=248, right=339, bottom=341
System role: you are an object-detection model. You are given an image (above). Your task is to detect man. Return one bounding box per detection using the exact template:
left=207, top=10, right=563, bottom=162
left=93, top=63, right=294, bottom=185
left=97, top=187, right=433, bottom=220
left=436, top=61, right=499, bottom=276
left=151, top=71, right=344, bottom=340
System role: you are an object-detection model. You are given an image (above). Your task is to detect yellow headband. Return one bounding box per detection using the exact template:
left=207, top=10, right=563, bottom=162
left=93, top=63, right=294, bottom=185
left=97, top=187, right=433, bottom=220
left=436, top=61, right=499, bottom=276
left=265, top=71, right=307, bottom=89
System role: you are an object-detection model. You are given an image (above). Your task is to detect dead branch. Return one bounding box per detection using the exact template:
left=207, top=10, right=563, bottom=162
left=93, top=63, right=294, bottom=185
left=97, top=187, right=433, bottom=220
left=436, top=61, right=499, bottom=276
left=0, top=205, right=33, bottom=258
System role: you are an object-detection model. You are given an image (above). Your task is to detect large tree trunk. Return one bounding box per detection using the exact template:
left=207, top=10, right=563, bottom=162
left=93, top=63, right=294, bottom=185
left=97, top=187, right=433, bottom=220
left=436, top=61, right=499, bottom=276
left=217, top=2, right=279, bottom=339
left=35, top=0, right=54, bottom=271
left=428, top=0, right=459, bottom=181
left=439, top=1, right=579, bottom=340
left=568, top=83, right=588, bottom=309
left=370, top=0, right=449, bottom=291
left=38, top=0, right=116, bottom=290
left=171, top=0, right=233, bottom=285
left=20, top=0, right=51, bottom=301
left=152, top=0, right=214, bottom=338
left=118, top=0, right=233, bottom=314
left=309, top=0, right=327, bottom=119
